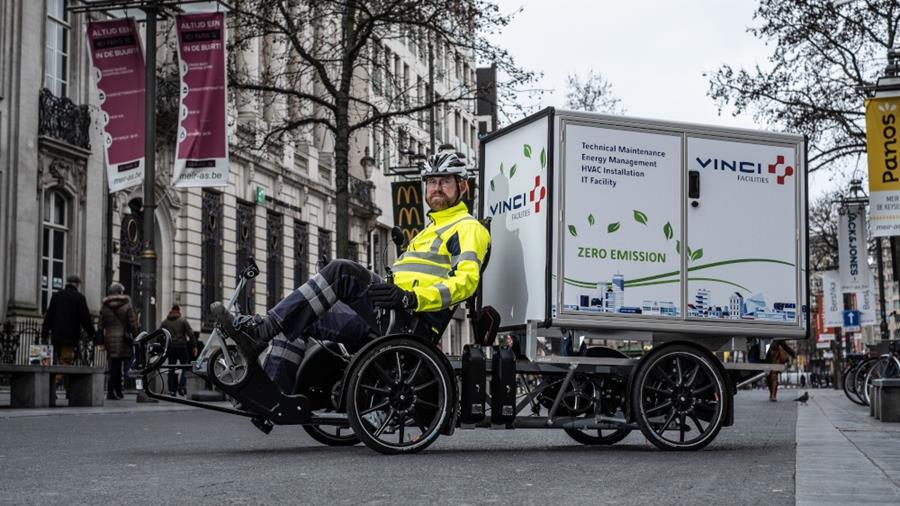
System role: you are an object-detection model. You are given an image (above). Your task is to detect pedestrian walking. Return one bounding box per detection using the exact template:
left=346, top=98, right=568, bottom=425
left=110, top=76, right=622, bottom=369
left=765, top=340, right=796, bottom=401
left=159, top=304, right=196, bottom=397
left=98, top=282, right=139, bottom=400
left=40, top=274, right=95, bottom=397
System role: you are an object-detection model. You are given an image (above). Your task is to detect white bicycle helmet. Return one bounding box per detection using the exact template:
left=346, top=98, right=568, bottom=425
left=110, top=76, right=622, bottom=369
left=420, top=152, right=467, bottom=178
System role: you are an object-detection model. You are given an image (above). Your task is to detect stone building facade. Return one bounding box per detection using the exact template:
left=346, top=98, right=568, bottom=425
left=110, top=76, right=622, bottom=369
left=0, top=1, right=481, bottom=363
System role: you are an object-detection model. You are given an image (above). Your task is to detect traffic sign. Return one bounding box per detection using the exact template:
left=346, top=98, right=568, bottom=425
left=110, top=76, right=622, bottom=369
left=843, top=310, right=861, bottom=332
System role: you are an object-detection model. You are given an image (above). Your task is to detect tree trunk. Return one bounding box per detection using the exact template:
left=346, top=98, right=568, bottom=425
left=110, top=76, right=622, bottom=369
left=334, top=113, right=350, bottom=260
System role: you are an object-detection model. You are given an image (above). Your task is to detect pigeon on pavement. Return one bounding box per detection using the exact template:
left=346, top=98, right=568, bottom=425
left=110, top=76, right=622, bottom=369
left=793, top=391, right=810, bottom=405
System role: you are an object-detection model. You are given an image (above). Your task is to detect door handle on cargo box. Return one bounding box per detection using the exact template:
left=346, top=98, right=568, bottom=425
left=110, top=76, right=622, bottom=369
left=688, top=170, right=700, bottom=205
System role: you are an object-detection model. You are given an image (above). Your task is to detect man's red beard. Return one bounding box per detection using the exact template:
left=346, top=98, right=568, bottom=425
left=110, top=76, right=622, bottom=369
left=427, top=191, right=453, bottom=210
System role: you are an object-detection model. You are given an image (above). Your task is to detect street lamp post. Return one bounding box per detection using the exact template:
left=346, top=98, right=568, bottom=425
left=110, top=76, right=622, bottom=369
left=140, top=1, right=159, bottom=331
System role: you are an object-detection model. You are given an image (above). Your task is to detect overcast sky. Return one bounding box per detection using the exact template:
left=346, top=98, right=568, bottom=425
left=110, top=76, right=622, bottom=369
left=489, top=0, right=851, bottom=197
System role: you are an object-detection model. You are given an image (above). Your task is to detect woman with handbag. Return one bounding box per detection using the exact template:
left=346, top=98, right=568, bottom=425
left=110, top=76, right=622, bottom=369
left=98, top=282, right=140, bottom=400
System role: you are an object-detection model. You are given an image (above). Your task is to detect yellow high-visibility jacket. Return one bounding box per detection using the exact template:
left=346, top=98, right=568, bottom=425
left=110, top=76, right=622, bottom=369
left=393, top=202, right=491, bottom=312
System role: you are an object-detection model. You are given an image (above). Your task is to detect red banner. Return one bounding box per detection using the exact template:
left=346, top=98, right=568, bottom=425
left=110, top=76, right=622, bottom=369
left=86, top=18, right=146, bottom=192
left=172, top=12, right=229, bottom=187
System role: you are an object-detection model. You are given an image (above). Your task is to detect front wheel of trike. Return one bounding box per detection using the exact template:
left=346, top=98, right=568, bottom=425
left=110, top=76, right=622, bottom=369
left=347, top=338, right=452, bottom=455
left=632, top=344, right=727, bottom=451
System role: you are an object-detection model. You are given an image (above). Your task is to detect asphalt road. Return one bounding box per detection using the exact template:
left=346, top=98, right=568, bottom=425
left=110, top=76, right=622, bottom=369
left=0, top=389, right=796, bottom=505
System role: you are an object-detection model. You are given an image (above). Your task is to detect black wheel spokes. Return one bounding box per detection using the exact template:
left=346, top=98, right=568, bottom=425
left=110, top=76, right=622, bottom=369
left=373, top=408, right=397, bottom=438
left=688, top=413, right=706, bottom=434
left=645, top=400, right=673, bottom=416
left=356, top=347, right=444, bottom=448
left=360, top=384, right=390, bottom=395
left=685, top=364, right=700, bottom=388
left=405, top=357, right=423, bottom=384
left=359, top=399, right=390, bottom=417
left=674, top=357, right=684, bottom=385
left=656, top=410, right=677, bottom=435
left=415, top=397, right=439, bottom=410
left=652, top=367, right=677, bottom=389
left=646, top=385, right=673, bottom=396
left=644, top=353, right=720, bottom=445
left=412, top=378, right=437, bottom=393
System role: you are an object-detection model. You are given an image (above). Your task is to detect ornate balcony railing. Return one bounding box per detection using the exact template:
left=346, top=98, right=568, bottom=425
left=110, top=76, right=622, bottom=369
left=38, top=88, right=92, bottom=150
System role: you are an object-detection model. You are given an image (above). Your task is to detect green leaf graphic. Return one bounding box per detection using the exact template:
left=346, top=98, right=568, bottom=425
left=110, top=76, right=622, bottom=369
left=588, top=214, right=595, bottom=226
left=676, top=240, right=681, bottom=254
left=499, top=162, right=504, bottom=176
left=687, top=246, right=693, bottom=258
left=633, top=210, right=648, bottom=225
left=510, top=164, right=517, bottom=178
left=663, top=222, right=673, bottom=240
left=568, top=225, right=578, bottom=236
left=608, top=222, right=620, bottom=233
left=691, top=248, right=704, bottom=262
left=490, top=179, right=495, bottom=191
left=540, top=148, right=546, bottom=169
left=524, top=144, right=532, bottom=158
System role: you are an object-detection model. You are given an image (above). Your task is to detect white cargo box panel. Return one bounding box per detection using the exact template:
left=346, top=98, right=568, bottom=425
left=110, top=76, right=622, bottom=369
left=479, top=108, right=809, bottom=339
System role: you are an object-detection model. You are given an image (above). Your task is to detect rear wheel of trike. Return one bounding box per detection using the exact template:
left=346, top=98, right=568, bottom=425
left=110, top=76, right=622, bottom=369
left=565, top=426, right=631, bottom=445
left=347, top=338, right=452, bottom=455
left=302, top=424, right=359, bottom=446
left=632, top=344, right=727, bottom=451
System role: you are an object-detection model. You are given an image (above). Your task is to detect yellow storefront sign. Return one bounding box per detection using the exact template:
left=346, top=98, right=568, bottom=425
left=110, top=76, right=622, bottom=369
left=866, top=95, right=900, bottom=237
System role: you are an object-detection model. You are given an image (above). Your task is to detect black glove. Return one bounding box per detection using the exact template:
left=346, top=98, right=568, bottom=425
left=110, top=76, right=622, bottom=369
left=368, top=283, right=417, bottom=310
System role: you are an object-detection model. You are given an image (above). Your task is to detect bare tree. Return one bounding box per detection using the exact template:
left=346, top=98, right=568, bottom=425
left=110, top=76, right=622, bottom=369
left=809, top=190, right=841, bottom=272
left=564, top=69, right=624, bottom=114
left=706, top=0, right=900, bottom=174
left=226, top=0, right=538, bottom=258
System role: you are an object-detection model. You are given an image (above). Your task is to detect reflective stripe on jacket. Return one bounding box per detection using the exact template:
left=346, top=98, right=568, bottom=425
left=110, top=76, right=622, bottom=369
left=393, top=201, right=490, bottom=312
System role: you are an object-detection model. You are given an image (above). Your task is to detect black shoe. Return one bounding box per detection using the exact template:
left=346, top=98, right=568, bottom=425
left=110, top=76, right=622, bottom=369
left=107, top=393, right=117, bottom=400
left=178, top=387, right=187, bottom=397
left=116, top=392, right=124, bottom=400
left=210, top=302, right=280, bottom=356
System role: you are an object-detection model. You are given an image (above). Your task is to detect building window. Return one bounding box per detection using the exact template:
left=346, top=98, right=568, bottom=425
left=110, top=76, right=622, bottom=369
left=266, top=212, right=283, bottom=309
left=384, top=48, right=393, bottom=97
left=371, top=40, right=382, bottom=94
left=370, top=229, right=386, bottom=276
left=294, top=220, right=309, bottom=288
left=41, top=189, right=69, bottom=313
left=347, top=241, right=359, bottom=263
left=318, top=228, right=332, bottom=266
left=201, top=190, right=224, bottom=331
left=236, top=201, right=256, bottom=314
left=45, top=0, right=69, bottom=97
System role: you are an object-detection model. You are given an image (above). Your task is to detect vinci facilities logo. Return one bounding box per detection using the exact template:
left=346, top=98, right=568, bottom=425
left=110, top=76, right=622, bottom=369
left=488, top=175, right=546, bottom=219
left=696, top=154, right=795, bottom=186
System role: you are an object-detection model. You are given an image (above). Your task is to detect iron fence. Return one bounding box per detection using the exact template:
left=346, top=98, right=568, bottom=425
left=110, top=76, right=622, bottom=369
left=0, top=318, right=104, bottom=368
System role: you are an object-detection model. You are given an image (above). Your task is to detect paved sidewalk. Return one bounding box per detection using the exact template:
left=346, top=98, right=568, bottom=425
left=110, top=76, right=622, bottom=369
left=0, top=390, right=230, bottom=418
left=796, top=388, right=900, bottom=505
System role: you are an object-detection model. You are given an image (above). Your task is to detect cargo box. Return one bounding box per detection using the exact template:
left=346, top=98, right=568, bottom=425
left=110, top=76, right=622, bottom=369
left=478, top=108, right=809, bottom=340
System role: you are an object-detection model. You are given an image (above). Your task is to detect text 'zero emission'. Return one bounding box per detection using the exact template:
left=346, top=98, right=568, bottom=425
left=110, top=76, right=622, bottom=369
left=577, top=247, right=666, bottom=263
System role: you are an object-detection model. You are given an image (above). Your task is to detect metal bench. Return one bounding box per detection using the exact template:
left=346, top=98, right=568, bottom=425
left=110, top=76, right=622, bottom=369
left=0, top=364, right=105, bottom=408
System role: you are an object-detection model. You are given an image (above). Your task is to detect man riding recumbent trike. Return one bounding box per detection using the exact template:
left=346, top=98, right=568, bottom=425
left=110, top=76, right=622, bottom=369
left=132, top=109, right=805, bottom=454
